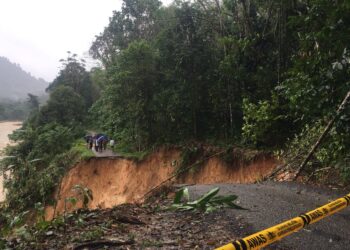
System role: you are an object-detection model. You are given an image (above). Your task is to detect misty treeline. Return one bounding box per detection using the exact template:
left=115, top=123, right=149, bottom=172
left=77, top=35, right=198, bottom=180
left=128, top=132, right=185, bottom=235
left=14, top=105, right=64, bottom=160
left=0, top=94, right=48, bottom=121
left=0, top=56, right=47, bottom=101
left=1, top=0, right=350, bottom=215
left=0, top=100, right=29, bottom=120
left=0, top=56, right=48, bottom=120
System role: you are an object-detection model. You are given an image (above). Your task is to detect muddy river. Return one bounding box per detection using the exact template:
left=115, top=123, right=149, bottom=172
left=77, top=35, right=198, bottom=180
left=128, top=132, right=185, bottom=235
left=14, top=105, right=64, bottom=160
left=0, top=121, right=22, bottom=201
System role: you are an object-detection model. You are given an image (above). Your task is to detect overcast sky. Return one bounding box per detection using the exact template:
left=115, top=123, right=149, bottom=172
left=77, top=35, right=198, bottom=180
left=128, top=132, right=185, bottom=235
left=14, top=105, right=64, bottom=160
left=0, top=0, right=169, bottom=82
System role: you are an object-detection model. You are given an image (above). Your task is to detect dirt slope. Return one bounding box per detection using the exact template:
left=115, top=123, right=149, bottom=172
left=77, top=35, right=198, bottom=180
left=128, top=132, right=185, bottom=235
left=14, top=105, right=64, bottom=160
left=47, top=148, right=277, bottom=219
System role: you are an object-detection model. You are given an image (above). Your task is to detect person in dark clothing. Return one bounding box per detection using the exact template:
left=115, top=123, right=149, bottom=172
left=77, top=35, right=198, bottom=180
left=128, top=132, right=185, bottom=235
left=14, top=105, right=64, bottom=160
left=88, top=137, right=93, bottom=149
left=103, top=138, right=108, bottom=150
left=96, top=135, right=108, bottom=152
left=93, top=134, right=99, bottom=151
left=84, top=135, right=93, bottom=149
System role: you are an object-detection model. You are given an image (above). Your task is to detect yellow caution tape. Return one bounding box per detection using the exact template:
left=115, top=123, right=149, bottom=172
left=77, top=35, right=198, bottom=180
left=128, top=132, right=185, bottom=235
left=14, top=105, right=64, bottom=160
left=216, top=193, right=350, bottom=250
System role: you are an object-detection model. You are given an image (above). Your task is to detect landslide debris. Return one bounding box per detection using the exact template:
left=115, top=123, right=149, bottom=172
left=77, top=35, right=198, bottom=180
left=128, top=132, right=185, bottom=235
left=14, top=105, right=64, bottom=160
left=6, top=194, right=252, bottom=250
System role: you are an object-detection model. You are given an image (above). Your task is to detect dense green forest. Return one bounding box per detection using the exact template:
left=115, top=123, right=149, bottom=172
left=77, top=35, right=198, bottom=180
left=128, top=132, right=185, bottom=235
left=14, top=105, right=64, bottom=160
left=89, top=0, right=350, bottom=170
left=1, top=0, right=350, bottom=217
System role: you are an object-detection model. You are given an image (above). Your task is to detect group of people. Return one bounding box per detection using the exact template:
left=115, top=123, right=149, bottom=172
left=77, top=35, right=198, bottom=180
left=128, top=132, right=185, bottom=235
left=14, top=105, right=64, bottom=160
left=84, top=134, right=115, bottom=152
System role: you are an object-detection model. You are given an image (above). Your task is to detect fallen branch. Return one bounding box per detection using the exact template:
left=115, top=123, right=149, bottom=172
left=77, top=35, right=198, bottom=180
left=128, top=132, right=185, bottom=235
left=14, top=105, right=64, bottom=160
left=293, top=91, right=350, bottom=180
left=264, top=151, right=309, bottom=180
left=264, top=164, right=287, bottom=180
left=306, top=167, right=332, bottom=183
left=73, top=239, right=135, bottom=250
left=115, top=215, right=145, bottom=225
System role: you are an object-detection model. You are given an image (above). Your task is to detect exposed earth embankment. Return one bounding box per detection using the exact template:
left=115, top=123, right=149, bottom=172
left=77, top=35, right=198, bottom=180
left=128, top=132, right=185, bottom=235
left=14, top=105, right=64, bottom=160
left=47, top=148, right=277, bottom=219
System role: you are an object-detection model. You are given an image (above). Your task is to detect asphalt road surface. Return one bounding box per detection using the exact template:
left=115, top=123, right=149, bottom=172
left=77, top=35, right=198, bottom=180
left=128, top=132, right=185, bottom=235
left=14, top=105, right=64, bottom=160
left=186, top=182, right=350, bottom=250
left=93, top=148, right=118, bottom=157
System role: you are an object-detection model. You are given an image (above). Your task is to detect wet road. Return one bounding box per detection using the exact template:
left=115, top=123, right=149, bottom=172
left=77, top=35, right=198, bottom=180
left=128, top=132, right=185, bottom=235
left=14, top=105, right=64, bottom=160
left=93, top=148, right=119, bottom=157
left=187, top=182, right=350, bottom=250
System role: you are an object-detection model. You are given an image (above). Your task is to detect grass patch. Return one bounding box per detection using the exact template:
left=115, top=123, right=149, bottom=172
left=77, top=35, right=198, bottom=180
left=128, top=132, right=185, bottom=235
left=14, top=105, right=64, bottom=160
left=71, top=139, right=95, bottom=159
left=116, top=150, right=149, bottom=161
left=112, top=143, right=149, bottom=161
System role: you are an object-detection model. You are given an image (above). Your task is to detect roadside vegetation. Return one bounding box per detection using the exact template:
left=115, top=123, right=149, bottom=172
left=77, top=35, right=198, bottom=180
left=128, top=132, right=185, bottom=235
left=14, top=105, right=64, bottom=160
left=0, top=54, right=98, bottom=225
left=0, top=0, right=350, bottom=244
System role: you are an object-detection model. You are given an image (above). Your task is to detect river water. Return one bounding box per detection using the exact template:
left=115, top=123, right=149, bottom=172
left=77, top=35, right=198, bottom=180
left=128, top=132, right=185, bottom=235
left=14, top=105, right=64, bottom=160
left=0, top=121, right=22, bottom=201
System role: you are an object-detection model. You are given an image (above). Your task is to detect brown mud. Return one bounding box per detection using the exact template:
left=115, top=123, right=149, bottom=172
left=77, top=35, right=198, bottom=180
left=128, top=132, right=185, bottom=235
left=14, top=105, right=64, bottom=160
left=47, top=148, right=277, bottom=219
left=0, top=121, right=22, bottom=201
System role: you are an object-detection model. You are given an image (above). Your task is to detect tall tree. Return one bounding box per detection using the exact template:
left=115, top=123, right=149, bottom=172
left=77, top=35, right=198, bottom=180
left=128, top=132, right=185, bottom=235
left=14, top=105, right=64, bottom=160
left=90, top=0, right=161, bottom=66
left=47, top=52, right=93, bottom=108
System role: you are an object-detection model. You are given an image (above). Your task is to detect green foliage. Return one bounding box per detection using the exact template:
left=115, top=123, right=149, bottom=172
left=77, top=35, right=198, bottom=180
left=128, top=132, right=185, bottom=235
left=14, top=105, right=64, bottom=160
left=170, top=187, right=244, bottom=213
left=71, top=184, right=93, bottom=209
left=0, top=93, right=42, bottom=121
left=115, top=148, right=149, bottom=161
left=79, top=227, right=104, bottom=241
left=337, top=154, right=350, bottom=182
left=86, top=0, right=350, bottom=181
left=0, top=101, right=29, bottom=120
left=175, top=146, right=204, bottom=175
left=220, top=146, right=266, bottom=166
left=38, top=86, right=86, bottom=127
left=47, top=53, right=94, bottom=108
left=0, top=49, right=97, bottom=214
left=0, top=210, right=29, bottom=237
left=90, top=0, right=161, bottom=64
left=71, top=139, right=95, bottom=160
left=242, top=94, right=294, bottom=147
left=283, top=117, right=350, bottom=172
left=0, top=136, right=84, bottom=212
left=91, top=40, right=159, bottom=149
left=1, top=0, right=350, bottom=229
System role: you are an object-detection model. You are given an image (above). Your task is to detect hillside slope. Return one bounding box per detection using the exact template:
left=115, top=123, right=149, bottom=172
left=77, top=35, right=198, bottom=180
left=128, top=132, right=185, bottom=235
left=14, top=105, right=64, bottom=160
left=0, top=56, right=48, bottom=101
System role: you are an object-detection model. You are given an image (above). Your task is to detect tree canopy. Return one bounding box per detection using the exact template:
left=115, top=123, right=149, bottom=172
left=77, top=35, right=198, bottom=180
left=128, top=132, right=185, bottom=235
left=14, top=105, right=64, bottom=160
left=2, top=0, right=350, bottom=213
left=89, top=0, right=349, bottom=175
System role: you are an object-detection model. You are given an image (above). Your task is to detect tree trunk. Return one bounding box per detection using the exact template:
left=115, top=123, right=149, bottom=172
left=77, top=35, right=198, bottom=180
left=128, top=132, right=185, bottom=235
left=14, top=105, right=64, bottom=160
left=294, top=91, right=350, bottom=180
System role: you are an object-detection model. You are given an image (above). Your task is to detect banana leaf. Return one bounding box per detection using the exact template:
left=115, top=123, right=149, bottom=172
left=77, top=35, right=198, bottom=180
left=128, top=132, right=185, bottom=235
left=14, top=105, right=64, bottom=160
left=187, top=187, right=220, bottom=206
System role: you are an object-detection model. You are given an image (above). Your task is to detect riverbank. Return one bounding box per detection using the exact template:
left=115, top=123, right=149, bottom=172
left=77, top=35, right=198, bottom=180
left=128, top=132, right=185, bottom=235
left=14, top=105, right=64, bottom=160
left=0, top=121, right=22, bottom=201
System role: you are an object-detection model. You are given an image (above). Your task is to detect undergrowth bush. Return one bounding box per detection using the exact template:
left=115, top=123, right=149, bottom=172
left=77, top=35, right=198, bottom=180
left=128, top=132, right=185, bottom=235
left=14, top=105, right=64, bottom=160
left=0, top=123, right=89, bottom=214
left=281, top=119, right=350, bottom=182
left=175, top=145, right=205, bottom=175
left=220, top=146, right=267, bottom=166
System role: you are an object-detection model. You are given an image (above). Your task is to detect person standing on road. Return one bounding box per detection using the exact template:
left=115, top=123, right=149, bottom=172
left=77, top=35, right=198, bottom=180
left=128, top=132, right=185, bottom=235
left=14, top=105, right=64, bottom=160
left=109, top=139, right=115, bottom=150
left=93, top=134, right=99, bottom=152
left=84, top=135, right=92, bottom=149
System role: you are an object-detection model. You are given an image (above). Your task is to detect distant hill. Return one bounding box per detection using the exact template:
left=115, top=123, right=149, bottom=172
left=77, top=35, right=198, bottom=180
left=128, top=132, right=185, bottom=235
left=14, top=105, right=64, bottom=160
left=0, top=56, right=48, bottom=101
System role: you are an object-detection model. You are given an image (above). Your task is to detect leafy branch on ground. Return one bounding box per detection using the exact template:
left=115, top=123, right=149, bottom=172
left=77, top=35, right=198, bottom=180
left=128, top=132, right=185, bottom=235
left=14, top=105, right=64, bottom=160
left=170, top=187, right=245, bottom=213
